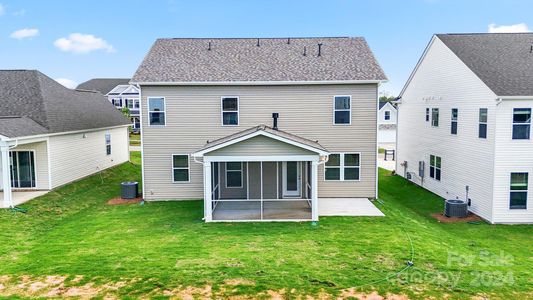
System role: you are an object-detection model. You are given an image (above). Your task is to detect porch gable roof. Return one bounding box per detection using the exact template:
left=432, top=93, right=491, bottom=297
left=192, top=125, right=329, bottom=157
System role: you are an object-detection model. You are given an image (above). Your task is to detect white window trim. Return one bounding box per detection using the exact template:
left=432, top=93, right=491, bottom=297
left=479, top=108, right=488, bottom=139
left=9, top=149, right=38, bottom=189
left=509, top=172, right=528, bottom=210
left=425, top=107, right=430, bottom=122
left=384, top=110, right=391, bottom=121
left=172, top=154, right=190, bottom=183
left=105, top=133, right=111, bottom=155
left=221, top=96, right=240, bottom=126
left=451, top=108, right=458, bottom=135
left=324, top=152, right=361, bottom=182
left=512, top=108, right=531, bottom=140
left=147, top=97, right=167, bottom=126
left=431, top=108, right=439, bottom=127
left=225, top=162, right=243, bottom=188
left=429, top=154, right=441, bottom=181
left=333, top=95, right=352, bottom=125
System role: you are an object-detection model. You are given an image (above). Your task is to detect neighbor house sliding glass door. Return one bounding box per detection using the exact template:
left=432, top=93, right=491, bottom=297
left=9, top=151, right=36, bottom=188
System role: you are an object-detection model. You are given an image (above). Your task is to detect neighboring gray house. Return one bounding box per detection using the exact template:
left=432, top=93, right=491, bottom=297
left=378, top=101, right=397, bottom=146
left=396, top=33, right=533, bottom=224
left=0, top=70, right=130, bottom=208
left=131, top=37, right=387, bottom=222
left=77, top=78, right=141, bottom=132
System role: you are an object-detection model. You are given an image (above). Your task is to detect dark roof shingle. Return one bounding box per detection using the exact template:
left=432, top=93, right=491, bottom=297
left=77, top=78, right=130, bottom=94
left=437, top=33, right=533, bottom=96
left=132, top=37, right=387, bottom=83
left=0, top=70, right=130, bottom=138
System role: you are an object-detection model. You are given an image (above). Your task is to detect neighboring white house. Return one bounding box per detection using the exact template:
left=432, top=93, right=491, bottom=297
left=0, top=70, right=131, bottom=208
left=77, top=79, right=141, bottom=132
left=378, top=101, right=397, bottom=145
left=396, top=33, right=533, bottom=224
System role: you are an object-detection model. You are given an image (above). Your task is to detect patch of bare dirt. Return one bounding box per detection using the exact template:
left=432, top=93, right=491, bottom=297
left=339, top=288, right=410, bottom=300
left=430, top=213, right=483, bottom=223
left=163, top=285, right=213, bottom=300
left=107, top=195, right=143, bottom=205
left=224, top=279, right=255, bottom=286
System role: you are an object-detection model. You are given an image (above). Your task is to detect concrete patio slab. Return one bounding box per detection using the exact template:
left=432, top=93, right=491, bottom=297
left=318, top=198, right=385, bottom=217
left=1, top=191, right=49, bottom=207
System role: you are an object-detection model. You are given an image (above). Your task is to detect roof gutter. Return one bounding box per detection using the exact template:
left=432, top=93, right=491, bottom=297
left=130, top=79, right=387, bottom=86
left=0, top=124, right=131, bottom=142
left=497, top=96, right=533, bottom=100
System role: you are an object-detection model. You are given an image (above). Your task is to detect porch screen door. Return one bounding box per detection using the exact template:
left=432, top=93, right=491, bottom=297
left=283, top=162, right=301, bottom=197
left=10, top=151, right=36, bottom=188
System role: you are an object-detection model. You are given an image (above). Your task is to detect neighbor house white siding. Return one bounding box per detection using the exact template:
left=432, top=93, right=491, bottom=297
left=492, top=99, right=533, bottom=223
left=378, top=102, right=397, bottom=144
left=396, top=36, right=498, bottom=222
left=48, top=126, right=129, bottom=188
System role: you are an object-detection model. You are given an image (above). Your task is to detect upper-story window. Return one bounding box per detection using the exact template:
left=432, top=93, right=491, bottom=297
left=384, top=110, right=391, bottom=121
left=112, top=98, right=122, bottom=107
left=512, top=108, right=531, bottom=140
left=148, top=97, right=166, bottom=126
left=431, top=108, right=439, bottom=127
left=221, top=97, right=239, bottom=126
left=425, top=108, right=430, bottom=122
left=451, top=108, right=458, bottom=135
left=134, top=100, right=140, bottom=109
left=334, top=96, right=351, bottom=125
left=479, top=108, right=488, bottom=139
left=510, top=172, right=528, bottom=209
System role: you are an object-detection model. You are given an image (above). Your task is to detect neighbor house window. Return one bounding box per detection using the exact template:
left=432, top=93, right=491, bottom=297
left=425, top=108, right=430, bottom=122
left=479, top=108, right=488, bottom=138
left=134, top=100, right=140, bottom=109
left=384, top=110, right=391, bottom=121
left=221, top=97, right=239, bottom=126
left=510, top=172, right=528, bottom=209
left=105, top=133, right=111, bottom=155
left=325, top=153, right=360, bottom=181
left=334, top=96, right=351, bottom=124
left=512, top=108, right=531, bottom=140
left=451, top=108, right=458, bottom=135
left=172, top=155, right=189, bottom=182
left=429, top=155, right=441, bottom=181
left=225, top=162, right=243, bottom=187
left=148, top=97, right=165, bottom=126
left=431, top=108, right=439, bottom=127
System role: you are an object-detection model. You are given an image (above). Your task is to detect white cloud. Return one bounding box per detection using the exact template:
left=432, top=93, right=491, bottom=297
left=0, top=4, right=5, bottom=16
left=55, top=78, right=78, bottom=89
left=54, top=33, right=115, bottom=54
left=13, top=9, right=26, bottom=16
left=10, top=28, right=39, bottom=39
left=488, top=23, right=531, bottom=33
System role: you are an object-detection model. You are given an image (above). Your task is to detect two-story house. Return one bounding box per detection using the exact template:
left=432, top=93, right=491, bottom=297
left=378, top=101, right=397, bottom=146
left=396, top=33, right=533, bottom=224
left=77, top=78, right=141, bottom=132
left=132, top=37, right=387, bottom=222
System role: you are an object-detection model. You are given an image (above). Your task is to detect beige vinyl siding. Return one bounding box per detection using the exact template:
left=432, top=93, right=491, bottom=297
left=493, top=99, right=533, bottom=223
left=208, top=135, right=316, bottom=156
left=141, top=84, right=378, bottom=200
left=0, top=141, right=49, bottom=190
left=48, top=127, right=129, bottom=188
left=396, top=36, right=496, bottom=222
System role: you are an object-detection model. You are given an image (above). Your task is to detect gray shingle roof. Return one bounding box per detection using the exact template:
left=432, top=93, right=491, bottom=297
left=194, top=125, right=329, bottom=154
left=0, top=70, right=130, bottom=138
left=132, top=37, right=387, bottom=83
left=77, top=78, right=130, bottom=95
left=437, top=33, right=533, bottom=96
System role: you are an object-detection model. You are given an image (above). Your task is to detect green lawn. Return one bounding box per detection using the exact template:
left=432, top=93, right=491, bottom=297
left=130, top=133, right=141, bottom=146
left=0, top=152, right=531, bottom=299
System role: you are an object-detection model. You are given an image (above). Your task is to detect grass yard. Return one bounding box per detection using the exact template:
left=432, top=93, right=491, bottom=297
left=0, top=152, right=531, bottom=299
left=130, top=133, right=141, bottom=146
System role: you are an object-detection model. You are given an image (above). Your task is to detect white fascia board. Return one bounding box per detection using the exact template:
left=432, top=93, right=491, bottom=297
left=192, top=130, right=329, bottom=157
left=498, top=96, right=533, bottom=100
left=204, top=155, right=320, bottom=162
left=1, top=124, right=130, bottom=142
left=132, top=80, right=386, bottom=86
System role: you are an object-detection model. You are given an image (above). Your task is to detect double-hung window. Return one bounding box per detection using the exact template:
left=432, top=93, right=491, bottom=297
left=334, top=96, right=351, bottom=124
left=510, top=172, right=528, bottom=209
left=479, top=108, right=488, bottom=138
left=384, top=110, right=391, bottom=121
left=325, top=153, right=360, bottom=181
left=134, top=100, right=140, bottom=109
left=451, top=108, right=458, bottom=135
left=429, top=155, right=441, bottom=181
left=431, top=108, right=439, bottom=127
left=512, top=108, right=531, bottom=140
left=226, top=162, right=243, bottom=187
left=172, top=155, right=189, bottom=182
left=221, top=97, right=239, bottom=126
left=425, top=108, right=430, bottom=122
left=148, top=97, right=166, bottom=126
left=105, top=133, right=111, bottom=155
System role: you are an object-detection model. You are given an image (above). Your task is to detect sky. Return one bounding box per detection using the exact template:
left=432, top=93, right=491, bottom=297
left=0, top=0, right=532, bottom=95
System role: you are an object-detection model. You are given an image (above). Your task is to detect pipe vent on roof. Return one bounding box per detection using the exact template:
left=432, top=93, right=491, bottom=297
left=318, top=43, right=323, bottom=56
left=303, top=46, right=307, bottom=56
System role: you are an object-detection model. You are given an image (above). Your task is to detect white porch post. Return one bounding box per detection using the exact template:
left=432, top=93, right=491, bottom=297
left=203, top=161, right=212, bottom=222
left=1, top=145, right=12, bottom=208
left=311, top=160, right=319, bottom=221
